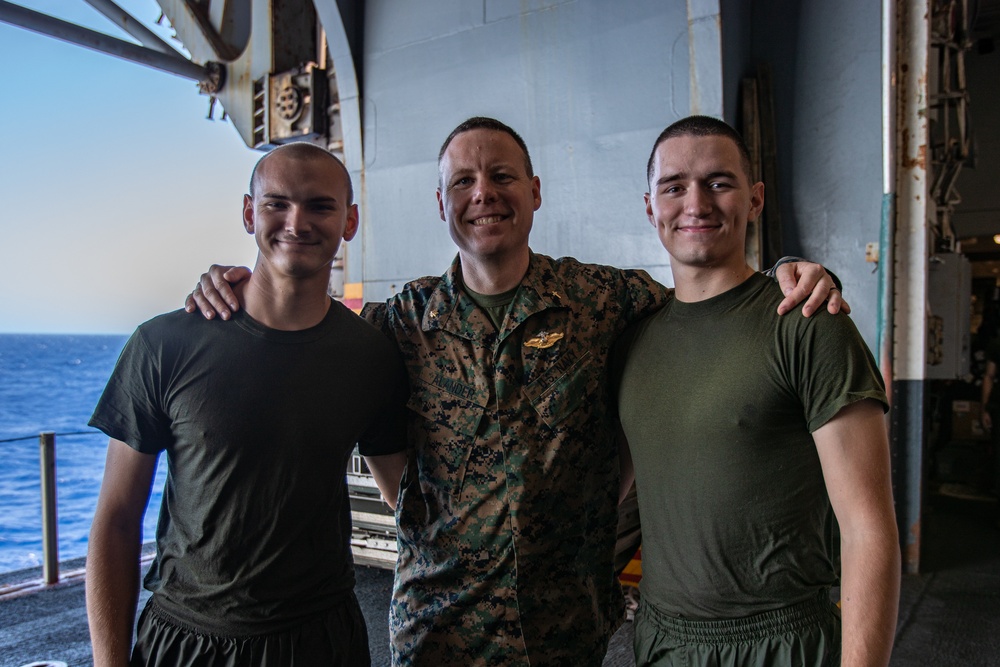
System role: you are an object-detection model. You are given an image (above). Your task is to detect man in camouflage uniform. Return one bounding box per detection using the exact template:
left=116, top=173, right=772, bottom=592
left=187, top=117, right=842, bottom=666
left=362, top=242, right=667, bottom=665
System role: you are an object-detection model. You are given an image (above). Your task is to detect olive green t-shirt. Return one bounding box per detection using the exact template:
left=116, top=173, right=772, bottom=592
left=612, top=272, right=887, bottom=619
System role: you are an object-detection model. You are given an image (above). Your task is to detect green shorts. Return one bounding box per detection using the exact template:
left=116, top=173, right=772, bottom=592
left=130, top=594, right=371, bottom=667
left=634, top=590, right=841, bottom=667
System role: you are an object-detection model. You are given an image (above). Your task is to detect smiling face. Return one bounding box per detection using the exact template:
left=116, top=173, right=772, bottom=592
left=436, top=128, right=541, bottom=274
left=244, top=150, right=358, bottom=281
left=645, top=133, right=763, bottom=273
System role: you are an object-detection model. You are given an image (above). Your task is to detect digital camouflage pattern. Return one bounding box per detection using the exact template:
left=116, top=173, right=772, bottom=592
left=362, top=252, right=669, bottom=666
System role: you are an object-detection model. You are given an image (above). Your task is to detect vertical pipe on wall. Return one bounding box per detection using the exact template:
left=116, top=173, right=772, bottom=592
left=878, top=0, right=896, bottom=393
left=686, top=0, right=724, bottom=118
left=893, top=0, right=931, bottom=575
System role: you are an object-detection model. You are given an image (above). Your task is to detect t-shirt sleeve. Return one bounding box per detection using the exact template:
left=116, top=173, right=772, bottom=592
left=355, top=326, right=410, bottom=457
left=88, top=326, right=173, bottom=454
left=608, top=318, right=645, bottom=416
left=791, top=312, right=889, bottom=433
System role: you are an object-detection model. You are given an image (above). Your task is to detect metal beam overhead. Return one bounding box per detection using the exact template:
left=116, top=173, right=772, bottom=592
left=0, top=0, right=222, bottom=91
left=81, top=0, right=177, bottom=55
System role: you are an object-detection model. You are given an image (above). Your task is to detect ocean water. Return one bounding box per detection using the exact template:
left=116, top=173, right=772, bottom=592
left=0, top=333, right=167, bottom=574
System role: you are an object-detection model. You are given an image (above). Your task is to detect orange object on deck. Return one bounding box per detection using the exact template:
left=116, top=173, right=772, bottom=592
left=619, top=545, right=642, bottom=588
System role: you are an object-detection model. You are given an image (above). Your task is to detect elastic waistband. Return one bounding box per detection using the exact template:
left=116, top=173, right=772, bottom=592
left=148, top=589, right=359, bottom=639
left=638, top=590, right=836, bottom=644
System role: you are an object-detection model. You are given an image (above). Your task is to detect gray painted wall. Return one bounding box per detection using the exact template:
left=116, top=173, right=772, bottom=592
left=358, top=0, right=690, bottom=299
left=749, top=0, right=884, bottom=349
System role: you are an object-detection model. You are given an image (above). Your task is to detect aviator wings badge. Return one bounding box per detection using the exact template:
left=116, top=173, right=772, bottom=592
left=524, top=331, right=565, bottom=349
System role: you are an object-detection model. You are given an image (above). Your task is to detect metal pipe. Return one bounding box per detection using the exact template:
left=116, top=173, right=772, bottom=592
left=893, top=0, right=932, bottom=575
left=0, top=0, right=215, bottom=85
left=81, top=0, right=177, bottom=56
left=878, top=0, right=897, bottom=396
left=39, top=431, right=58, bottom=585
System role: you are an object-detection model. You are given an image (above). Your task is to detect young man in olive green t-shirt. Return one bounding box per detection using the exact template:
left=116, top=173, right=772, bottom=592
left=614, top=116, right=900, bottom=667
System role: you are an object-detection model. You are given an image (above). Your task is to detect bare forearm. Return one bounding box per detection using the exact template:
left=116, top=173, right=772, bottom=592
left=618, top=453, right=635, bottom=505
left=839, top=530, right=901, bottom=667
left=86, top=520, right=143, bottom=666
left=617, top=425, right=635, bottom=505
left=364, top=452, right=407, bottom=510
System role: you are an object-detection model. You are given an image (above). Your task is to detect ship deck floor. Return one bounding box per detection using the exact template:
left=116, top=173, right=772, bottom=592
left=2, top=494, right=998, bottom=666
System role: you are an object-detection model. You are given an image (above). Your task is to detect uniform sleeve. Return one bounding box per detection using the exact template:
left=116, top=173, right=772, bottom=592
left=790, top=312, right=889, bottom=433
left=88, top=326, right=173, bottom=454
left=360, top=301, right=388, bottom=333
left=620, top=269, right=671, bottom=325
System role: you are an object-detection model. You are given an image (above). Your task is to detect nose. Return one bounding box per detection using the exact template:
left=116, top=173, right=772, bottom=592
left=284, top=205, right=311, bottom=235
left=473, top=178, right=498, bottom=204
left=683, top=186, right=712, bottom=217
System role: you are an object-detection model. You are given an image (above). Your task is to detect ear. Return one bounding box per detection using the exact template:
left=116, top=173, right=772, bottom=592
left=531, top=175, right=542, bottom=211
left=749, top=182, right=765, bottom=221
left=644, top=193, right=655, bottom=228
left=342, top=204, right=360, bottom=242
left=243, top=194, right=255, bottom=234
left=437, top=188, right=446, bottom=222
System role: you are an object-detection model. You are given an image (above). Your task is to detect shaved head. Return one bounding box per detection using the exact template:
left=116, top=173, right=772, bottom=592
left=250, top=143, right=354, bottom=205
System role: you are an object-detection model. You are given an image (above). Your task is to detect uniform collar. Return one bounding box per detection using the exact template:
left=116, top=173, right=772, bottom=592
left=422, top=251, right=567, bottom=341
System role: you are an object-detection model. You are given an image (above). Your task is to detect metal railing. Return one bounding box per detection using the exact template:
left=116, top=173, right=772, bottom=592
left=0, top=430, right=99, bottom=585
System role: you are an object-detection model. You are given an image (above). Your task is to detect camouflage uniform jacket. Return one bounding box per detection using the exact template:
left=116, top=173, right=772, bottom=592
left=362, top=251, right=668, bottom=666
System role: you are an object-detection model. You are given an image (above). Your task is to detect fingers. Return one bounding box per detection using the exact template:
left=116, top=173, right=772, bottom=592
left=189, top=282, right=222, bottom=320
left=774, top=261, right=847, bottom=318
left=220, top=266, right=252, bottom=287
left=775, top=263, right=823, bottom=316
left=195, top=273, right=232, bottom=320
left=777, top=290, right=805, bottom=316
left=827, top=290, right=851, bottom=315
left=184, top=265, right=250, bottom=320
left=215, top=266, right=250, bottom=310
left=774, top=262, right=803, bottom=305
left=799, top=274, right=837, bottom=317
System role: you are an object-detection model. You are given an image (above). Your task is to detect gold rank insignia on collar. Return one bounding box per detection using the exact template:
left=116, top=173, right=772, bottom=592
left=429, top=310, right=439, bottom=319
left=524, top=331, right=564, bottom=349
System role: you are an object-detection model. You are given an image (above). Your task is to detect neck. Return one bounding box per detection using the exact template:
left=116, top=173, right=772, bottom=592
left=671, top=261, right=756, bottom=303
left=241, top=266, right=332, bottom=331
left=459, top=249, right=530, bottom=295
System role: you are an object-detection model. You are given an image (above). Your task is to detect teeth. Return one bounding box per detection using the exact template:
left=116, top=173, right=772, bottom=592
left=471, top=215, right=503, bottom=226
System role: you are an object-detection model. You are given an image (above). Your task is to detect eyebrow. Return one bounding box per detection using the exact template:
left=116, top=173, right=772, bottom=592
left=260, top=193, right=340, bottom=204
left=655, top=169, right=740, bottom=187
left=448, top=161, right=520, bottom=177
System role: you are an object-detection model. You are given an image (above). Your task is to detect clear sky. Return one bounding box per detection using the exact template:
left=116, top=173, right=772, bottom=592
left=0, top=1, right=262, bottom=334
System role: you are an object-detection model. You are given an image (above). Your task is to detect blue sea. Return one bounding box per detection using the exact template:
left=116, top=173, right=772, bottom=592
left=0, top=333, right=167, bottom=574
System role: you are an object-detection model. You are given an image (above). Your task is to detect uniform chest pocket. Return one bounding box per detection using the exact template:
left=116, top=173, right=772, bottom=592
left=406, top=376, right=485, bottom=437
left=406, top=376, right=487, bottom=497
left=522, top=351, right=600, bottom=430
